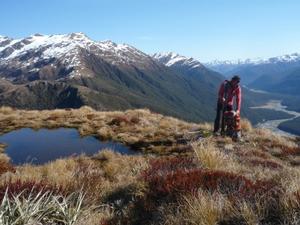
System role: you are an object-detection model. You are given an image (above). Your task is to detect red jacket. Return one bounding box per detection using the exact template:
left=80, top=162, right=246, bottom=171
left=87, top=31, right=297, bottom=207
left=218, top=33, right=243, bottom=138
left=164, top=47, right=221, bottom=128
left=218, top=80, right=241, bottom=111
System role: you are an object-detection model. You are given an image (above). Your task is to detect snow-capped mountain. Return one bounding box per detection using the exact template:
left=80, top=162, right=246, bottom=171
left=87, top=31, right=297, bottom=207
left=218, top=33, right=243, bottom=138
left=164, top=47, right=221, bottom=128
left=206, top=53, right=300, bottom=67
left=0, top=35, right=11, bottom=47
left=152, top=52, right=205, bottom=69
left=0, top=32, right=152, bottom=81
left=205, top=53, right=300, bottom=78
left=152, top=52, right=224, bottom=86
left=0, top=32, right=226, bottom=122
left=0, top=32, right=284, bottom=124
left=205, top=53, right=300, bottom=88
left=0, top=33, right=148, bottom=64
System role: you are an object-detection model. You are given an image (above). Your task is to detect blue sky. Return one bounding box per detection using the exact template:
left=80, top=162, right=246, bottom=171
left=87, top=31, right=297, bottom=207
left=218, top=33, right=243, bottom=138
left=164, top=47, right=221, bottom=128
left=1, top=0, right=300, bottom=61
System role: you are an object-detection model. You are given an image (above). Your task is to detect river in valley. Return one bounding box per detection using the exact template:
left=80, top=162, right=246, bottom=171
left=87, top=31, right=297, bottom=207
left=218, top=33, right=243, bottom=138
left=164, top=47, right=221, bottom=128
left=251, top=100, right=300, bottom=137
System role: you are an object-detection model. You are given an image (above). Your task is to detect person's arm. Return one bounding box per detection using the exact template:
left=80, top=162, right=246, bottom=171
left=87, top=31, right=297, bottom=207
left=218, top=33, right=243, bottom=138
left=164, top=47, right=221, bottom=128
left=236, top=86, right=242, bottom=113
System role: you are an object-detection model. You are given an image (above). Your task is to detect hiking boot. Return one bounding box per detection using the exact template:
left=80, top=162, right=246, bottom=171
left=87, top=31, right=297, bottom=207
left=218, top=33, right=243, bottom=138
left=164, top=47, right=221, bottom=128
left=232, top=131, right=243, bottom=142
left=220, top=130, right=226, bottom=136
left=213, top=131, right=221, bottom=136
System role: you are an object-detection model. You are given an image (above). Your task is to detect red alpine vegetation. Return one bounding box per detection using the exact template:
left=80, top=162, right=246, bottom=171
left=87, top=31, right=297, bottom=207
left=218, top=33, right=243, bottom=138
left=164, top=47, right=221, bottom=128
left=142, top=157, right=281, bottom=202
left=0, top=179, right=66, bottom=200
left=247, top=159, right=283, bottom=169
left=237, top=150, right=270, bottom=160
left=142, top=156, right=197, bottom=176
left=280, top=146, right=300, bottom=157
left=108, top=116, right=131, bottom=126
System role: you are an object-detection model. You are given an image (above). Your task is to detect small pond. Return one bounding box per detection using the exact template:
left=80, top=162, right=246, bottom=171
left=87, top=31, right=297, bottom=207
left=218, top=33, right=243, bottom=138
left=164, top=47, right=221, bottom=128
left=0, top=128, right=136, bottom=165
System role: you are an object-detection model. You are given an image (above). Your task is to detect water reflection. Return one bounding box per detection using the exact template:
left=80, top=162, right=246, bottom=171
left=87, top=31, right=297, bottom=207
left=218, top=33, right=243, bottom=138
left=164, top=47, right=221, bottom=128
left=0, top=128, right=136, bottom=165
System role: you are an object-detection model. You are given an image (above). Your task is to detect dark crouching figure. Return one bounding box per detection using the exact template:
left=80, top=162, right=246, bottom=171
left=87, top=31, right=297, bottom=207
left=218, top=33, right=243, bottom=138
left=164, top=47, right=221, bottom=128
left=213, top=75, right=242, bottom=140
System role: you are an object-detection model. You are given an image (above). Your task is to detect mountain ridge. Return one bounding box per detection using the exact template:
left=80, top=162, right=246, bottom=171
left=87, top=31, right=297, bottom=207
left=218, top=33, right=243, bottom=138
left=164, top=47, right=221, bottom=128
left=205, top=53, right=300, bottom=93
left=1, top=32, right=294, bottom=125
left=0, top=32, right=154, bottom=82
left=206, top=52, right=300, bottom=67
left=0, top=32, right=226, bottom=122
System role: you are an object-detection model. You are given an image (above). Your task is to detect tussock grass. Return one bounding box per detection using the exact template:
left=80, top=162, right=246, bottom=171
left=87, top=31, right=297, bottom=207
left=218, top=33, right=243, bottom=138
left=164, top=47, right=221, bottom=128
left=254, top=128, right=297, bottom=149
left=1, top=157, right=78, bottom=187
left=192, top=140, right=226, bottom=170
left=0, top=106, right=14, bottom=115
left=0, top=189, right=85, bottom=225
left=0, top=107, right=299, bottom=224
left=74, top=207, right=113, bottom=225
left=240, top=119, right=253, bottom=132
left=235, top=199, right=268, bottom=225
left=3, top=150, right=147, bottom=204
left=289, top=155, right=300, bottom=166
left=192, top=138, right=242, bottom=173
left=182, top=191, right=229, bottom=225
left=0, top=107, right=198, bottom=154
left=163, top=192, right=271, bottom=225
left=277, top=168, right=300, bottom=194
left=0, top=143, right=10, bottom=163
left=280, top=191, right=300, bottom=225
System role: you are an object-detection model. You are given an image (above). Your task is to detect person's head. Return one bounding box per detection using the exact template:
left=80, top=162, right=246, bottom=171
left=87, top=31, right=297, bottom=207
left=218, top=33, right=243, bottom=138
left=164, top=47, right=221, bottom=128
left=231, top=75, right=240, bottom=86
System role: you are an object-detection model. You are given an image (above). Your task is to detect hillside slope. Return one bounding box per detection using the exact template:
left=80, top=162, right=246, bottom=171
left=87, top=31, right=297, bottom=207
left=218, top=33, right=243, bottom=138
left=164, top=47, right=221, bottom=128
left=0, top=33, right=295, bottom=125
left=0, top=107, right=299, bottom=224
left=0, top=33, right=225, bottom=122
left=271, top=67, right=300, bottom=95
left=206, top=53, right=300, bottom=95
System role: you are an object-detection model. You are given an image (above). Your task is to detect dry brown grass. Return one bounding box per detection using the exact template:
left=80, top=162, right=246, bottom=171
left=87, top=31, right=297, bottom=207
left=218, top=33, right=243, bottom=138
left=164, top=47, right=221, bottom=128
left=182, top=191, right=230, bottom=225
left=280, top=191, right=300, bottom=225
left=162, top=191, right=271, bottom=225
left=0, top=143, right=10, bottom=163
left=74, top=207, right=113, bottom=225
left=0, top=157, right=78, bottom=187
left=240, top=119, right=253, bottom=132
left=289, top=156, right=300, bottom=166
left=192, top=138, right=242, bottom=173
left=2, top=150, right=148, bottom=205
left=235, top=200, right=268, bottom=225
left=253, top=128, right=297, bottom=149
left=0, top=106, right=14, bottom=115
left=0, top=107, right=299, bottom=224
left=0, top=106, right=199, bottom=155
left=192, top=140, right=226, bottom=170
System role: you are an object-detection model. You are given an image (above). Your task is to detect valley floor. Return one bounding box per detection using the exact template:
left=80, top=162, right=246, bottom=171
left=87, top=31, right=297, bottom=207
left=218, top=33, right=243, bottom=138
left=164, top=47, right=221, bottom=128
left=251, top=100, right=300, bottom=137
left=0, top=107, right=299, bottom=225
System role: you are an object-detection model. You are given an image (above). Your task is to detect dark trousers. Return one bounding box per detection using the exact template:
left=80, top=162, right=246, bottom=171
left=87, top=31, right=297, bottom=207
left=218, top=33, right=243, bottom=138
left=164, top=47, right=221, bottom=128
left=213, top=102, right=232, bottom=133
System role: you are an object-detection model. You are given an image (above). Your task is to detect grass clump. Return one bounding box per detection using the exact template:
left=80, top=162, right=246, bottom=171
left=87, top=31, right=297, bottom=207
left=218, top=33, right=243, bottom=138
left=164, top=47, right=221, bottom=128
left=182, top=191, right=230, bottom=225
left=192, top=138, right=241, bottom=172
left=0, top=189, right=85, bottom=225
left=240, top=119, right=253, bottom=133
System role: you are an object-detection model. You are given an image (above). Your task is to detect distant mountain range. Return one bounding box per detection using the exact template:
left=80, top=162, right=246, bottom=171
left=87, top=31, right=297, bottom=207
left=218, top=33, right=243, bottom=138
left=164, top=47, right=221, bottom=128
left=1, top=32, right=296, bottom=124
left=0, top=33, right=225, bottom=122
left=205, top=53, right=300, bottom=95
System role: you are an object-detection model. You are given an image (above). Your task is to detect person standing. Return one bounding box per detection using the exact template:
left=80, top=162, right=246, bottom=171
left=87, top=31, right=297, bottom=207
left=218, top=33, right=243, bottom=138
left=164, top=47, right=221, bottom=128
left=213, top=75, right=241, bottom=134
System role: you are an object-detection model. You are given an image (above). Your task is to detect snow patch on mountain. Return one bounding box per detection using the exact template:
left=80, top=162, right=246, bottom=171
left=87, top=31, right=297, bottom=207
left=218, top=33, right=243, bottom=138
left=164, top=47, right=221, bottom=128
left=0, top=32, right=152, bottom=80
left=1, top=32, right=148, bottom=65
left=0, top=36, right=12, bottom=52
left=0, top=35, right=9, bottom=42
left=206, top=53, right=300, bottom=66
left=2, top=33, right=136, bottom=61
left=152, top=52, right=203, bottom=69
